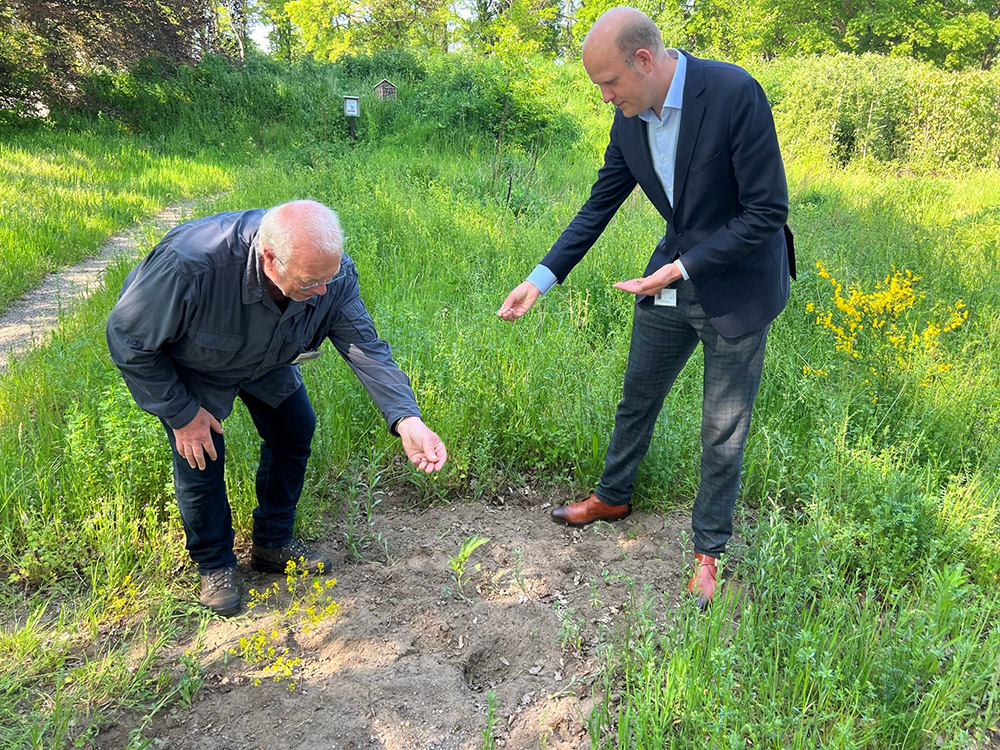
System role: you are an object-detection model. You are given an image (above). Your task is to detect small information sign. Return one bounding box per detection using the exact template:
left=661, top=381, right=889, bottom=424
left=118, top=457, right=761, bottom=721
left=343, top=96, right=360, bottom=141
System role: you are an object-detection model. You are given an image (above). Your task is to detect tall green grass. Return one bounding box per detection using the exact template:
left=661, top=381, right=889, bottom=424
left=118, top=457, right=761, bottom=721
left=0, top=128, right=230, bottom=312
left=590, top=522, right=999, bottom=748
left=0, top=52, right=998, bottom=746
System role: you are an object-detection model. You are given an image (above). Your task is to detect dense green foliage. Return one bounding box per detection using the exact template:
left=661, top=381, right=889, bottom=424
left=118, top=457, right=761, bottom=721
left=2, top=0, right=998, bottom=124
left=0, top=51, right=998, bottom=746
left=65, top=46, right=1000, bottom=173
left=277, top=0, right=1000, bottom=71
left=679, top=0, right=999, bottom=70
left=0, top=0, right=250, bottom=120
left=757, top=54, right=1000, bottom=169
left=52, top=45, right=1000, bottom=176
left=72, top=50, right=577, bottom=151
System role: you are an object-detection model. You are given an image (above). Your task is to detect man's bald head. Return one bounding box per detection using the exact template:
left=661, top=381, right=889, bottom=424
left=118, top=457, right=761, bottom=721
left=259, top=200, right=342, bottom=265
left=584, top=7, right=665, bottom=69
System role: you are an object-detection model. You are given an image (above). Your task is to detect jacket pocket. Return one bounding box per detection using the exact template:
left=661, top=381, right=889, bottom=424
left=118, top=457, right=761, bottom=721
left=688, top=150, right=725, bottom=177
left=193, top=330, right=245, bottom=352
left=180, top=329, right=247, bottom=370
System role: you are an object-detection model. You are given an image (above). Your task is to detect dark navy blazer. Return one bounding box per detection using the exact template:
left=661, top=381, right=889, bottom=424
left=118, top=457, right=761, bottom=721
left=540, top=52, right=795, bottom=339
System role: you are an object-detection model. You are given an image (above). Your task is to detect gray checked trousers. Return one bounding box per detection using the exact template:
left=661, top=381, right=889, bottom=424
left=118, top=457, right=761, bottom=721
left=595, top=281, right=769, bottom=557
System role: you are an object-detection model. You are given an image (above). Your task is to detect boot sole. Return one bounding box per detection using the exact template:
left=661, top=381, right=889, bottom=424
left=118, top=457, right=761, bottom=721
left=202, top=598, right=241, bottom=616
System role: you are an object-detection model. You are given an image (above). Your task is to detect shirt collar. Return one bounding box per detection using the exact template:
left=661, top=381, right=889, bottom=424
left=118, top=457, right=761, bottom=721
left=638, top=49, right=687, bottom=124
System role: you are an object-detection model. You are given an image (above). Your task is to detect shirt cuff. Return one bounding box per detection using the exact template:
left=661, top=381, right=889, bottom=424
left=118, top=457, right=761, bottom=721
left=526, top=265, right=558, bottom=294
left=674, top=259, right=690, bottom=281
left=164, top=399, right=203, bottom=431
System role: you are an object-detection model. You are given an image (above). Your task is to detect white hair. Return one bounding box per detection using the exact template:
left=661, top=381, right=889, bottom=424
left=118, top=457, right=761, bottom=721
left=258, top=201, right=342, bottom=264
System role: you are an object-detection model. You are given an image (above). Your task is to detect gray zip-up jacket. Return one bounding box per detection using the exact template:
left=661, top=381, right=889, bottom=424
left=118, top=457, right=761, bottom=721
left=106, top=209, right=420, bottom=432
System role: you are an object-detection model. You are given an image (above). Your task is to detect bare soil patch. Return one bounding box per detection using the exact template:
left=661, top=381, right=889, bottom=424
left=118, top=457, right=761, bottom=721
left=97, top=488, right=705, bottom=749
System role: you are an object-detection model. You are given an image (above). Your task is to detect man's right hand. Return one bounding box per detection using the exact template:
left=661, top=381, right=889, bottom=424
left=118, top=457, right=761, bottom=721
left=497, top=281, right=541, bottom=321
left=173, top=407, right=224, bottom=470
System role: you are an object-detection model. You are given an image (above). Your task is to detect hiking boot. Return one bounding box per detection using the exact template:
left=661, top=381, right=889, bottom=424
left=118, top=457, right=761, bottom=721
left=250, top=537, right=331, bottom=574
left=199, top=566, right=240, bottom=616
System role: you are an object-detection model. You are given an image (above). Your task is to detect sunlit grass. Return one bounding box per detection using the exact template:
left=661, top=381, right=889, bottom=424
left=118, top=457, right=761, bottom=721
left=591, top=525, right=999, bottom=748
left=0, top=70, right=998, bottom=745
left=0, top=129, right=230, bottom=312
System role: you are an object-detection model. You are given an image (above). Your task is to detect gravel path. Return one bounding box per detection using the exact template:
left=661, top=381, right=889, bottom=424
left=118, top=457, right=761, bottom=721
left=0, top=200, right=201, bottom=373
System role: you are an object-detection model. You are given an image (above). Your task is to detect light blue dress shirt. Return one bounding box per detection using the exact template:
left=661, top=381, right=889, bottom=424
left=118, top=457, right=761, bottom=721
left=640, top=49, right=686, bottom=213
left=527, top=49, right=688, bottom=294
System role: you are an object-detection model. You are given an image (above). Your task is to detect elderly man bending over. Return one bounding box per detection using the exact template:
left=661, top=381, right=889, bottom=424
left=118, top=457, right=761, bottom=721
left=108, top=200, right=446, bottom=615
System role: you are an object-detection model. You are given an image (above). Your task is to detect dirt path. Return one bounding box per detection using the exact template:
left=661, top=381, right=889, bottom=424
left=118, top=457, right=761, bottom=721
left=97, top=486, right=708, bottom=749
left=0, top=200, right=202, bottom=373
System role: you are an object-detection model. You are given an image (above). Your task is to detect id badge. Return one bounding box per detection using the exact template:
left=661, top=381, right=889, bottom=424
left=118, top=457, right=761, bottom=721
left=654, top=288, right=677, bottom=307
left=292, top=350, right=324, bottom=365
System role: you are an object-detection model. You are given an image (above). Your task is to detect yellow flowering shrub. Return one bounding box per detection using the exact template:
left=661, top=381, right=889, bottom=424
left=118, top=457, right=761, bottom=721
left=282, top=558, right=342, bottom=628
left=229, top=557, right=341, bottom=691
left=805, top=261, right=968, bottom=395
left=234, top=629, right=303, bottom=689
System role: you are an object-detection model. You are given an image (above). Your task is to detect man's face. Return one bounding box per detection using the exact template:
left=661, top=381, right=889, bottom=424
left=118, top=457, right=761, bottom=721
left=263, top=245, right=342, bottom=302
left=583, top=44, right=651, bottom=118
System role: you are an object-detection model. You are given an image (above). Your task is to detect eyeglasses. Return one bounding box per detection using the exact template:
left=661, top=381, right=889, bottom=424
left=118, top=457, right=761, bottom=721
left=271, top=253, right=341, bottom=291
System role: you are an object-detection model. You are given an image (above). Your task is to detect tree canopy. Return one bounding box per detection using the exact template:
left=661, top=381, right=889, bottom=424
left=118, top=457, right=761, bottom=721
left=0, top=0, right=251, bottom=115
left=1, top=0, right=997, bottom=118
left=272, top=0, right=1000, bottom=68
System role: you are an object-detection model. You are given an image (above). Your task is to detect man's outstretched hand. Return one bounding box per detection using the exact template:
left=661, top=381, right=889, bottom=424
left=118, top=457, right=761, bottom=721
left=497, top=281, right=541, bottom=321
left=612, top=262, right=682, bottom=297
left=173, top=407, right=224, bottom=470
left=397, top=417, right=447, bottom=473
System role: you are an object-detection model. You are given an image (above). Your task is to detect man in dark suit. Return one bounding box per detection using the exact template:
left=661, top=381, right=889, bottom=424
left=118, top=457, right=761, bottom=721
left=497, top=6, right=794, bottom=606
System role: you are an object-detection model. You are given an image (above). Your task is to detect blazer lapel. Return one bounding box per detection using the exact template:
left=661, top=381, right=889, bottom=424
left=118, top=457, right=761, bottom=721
left=672, top=53, right=706, bottom=213
left=620, top=114, right=673, bottom=223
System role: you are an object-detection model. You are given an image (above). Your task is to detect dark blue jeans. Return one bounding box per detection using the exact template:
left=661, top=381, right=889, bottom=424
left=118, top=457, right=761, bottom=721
left=161, top=385, right=316, bottom=573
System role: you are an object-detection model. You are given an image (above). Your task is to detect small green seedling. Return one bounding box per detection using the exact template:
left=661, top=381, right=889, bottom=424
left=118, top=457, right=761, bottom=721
left=449, top=535, right=491, bottom=598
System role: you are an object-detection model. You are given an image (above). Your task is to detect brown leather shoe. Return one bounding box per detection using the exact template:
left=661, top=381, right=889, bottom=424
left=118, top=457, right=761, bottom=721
left=687, top=553, right=718, bottom=609
left=551, top=494, right=631, bottom=527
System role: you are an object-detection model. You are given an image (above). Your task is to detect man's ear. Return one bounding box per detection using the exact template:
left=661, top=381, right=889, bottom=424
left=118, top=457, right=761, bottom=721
left=634, top=48, right=655, bottom=74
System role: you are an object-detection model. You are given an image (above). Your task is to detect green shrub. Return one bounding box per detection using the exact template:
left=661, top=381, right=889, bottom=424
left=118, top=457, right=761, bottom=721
left=756, top=54, right=1000, bottom=170
left=64, top=50, right=578, bottom=152
left=338, top=48, right=427, bottom=85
